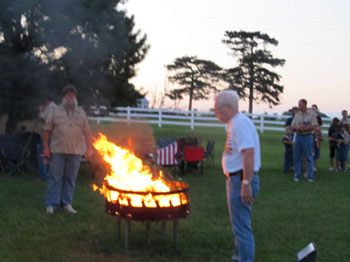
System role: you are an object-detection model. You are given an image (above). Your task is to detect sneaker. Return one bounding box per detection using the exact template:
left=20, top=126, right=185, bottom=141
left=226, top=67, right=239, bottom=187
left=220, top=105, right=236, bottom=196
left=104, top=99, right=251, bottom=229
left=329, top=167, right=334, bottom=171
left=313, top=167, right=317, bottom=171
left=308, top=179, right=315, bottom=182
left=46, top=206, right=54, bottom=214
left=63, top=204, right=77, bottom=214
left=293, top=177, right=300, bottom=182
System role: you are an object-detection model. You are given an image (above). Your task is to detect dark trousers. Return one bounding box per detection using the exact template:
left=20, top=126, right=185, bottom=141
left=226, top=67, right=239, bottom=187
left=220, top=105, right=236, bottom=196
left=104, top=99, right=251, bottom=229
left=284, top=147, right=293, bottom=173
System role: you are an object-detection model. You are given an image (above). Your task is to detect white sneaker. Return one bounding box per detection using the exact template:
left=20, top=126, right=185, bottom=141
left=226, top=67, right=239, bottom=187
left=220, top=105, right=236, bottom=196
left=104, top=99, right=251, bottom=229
left=329, top=167, right=334, bottom=171
left=46, top=206, right=54, bottom=214
left=63, top=204, right=77, bottom=214
left=293, top=177, right=300, bottom=182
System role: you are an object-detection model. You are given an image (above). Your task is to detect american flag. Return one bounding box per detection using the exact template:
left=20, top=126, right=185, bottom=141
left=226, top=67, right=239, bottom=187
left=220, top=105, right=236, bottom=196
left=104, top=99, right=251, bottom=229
left=156, top=138, right=180, bottom=166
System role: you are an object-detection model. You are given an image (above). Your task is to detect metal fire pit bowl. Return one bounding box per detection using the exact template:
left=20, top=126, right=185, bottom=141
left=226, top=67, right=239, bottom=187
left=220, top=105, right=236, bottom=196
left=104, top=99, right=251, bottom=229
left=104, top=182, right=190, bottom=221
left=103, top=181, right=190, bottom=250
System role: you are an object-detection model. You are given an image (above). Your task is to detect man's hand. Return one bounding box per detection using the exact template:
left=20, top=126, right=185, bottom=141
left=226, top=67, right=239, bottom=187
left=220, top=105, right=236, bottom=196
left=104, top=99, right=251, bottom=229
left=241, top=184, right=254, bottom=206
left=41, top=146, right=51, bottom=164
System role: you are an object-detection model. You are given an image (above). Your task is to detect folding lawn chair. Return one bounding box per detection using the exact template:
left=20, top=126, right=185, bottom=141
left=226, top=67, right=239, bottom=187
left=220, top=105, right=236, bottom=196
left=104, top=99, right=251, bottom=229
left=0, top=132, right=40, bottom=175
left=183, top=146, right=205, bottom=174
left=0, top=135, right=23, bottom=175
left=203, top=140, right=215, bottom=168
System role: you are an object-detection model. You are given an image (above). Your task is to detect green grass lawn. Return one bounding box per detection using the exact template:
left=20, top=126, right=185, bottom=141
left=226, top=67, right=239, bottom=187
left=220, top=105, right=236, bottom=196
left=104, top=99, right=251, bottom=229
left=1, top=123, right=349, bottom=262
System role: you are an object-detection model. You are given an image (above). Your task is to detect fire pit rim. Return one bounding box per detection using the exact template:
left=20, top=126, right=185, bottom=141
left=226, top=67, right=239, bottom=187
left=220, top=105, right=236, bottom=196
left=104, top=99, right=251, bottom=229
left=105, top=182, right=189, bottom=195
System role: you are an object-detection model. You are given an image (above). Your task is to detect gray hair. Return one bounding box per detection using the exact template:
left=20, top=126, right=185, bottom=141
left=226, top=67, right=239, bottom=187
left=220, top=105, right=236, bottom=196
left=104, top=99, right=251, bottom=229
left=214, top=90, right=239, bottom=110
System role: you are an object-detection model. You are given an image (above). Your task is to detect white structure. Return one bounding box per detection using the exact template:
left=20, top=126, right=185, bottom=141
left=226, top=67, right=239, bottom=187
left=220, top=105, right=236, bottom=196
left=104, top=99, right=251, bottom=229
left=89, top=106, right=332, bottom=134
left=136, top=98, right=149, bottom=108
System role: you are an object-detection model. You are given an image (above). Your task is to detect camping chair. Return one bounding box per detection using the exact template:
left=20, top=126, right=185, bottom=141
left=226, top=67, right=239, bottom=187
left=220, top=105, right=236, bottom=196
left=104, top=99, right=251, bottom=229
left=183, top=146, right=205, bottom=174
left=203, top=140, right=215, bottom=168
left=156, top=138, right=183, bottom=179
left=0, top=132, right=40, bottom=176
left=0, top=135, right=24, bottom=175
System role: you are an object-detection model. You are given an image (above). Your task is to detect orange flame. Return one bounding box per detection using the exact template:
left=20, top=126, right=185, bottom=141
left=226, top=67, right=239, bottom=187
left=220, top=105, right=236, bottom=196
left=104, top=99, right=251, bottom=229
left=92, top=133, right=188, bottom=208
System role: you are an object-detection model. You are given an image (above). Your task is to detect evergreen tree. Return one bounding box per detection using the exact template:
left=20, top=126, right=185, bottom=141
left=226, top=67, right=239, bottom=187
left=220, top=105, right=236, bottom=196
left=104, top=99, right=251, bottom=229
left=0, top=0, right=148, bottom=133
left=222, top=30, right=285, bottom=113
left=166, top=56, right=222, bottom=111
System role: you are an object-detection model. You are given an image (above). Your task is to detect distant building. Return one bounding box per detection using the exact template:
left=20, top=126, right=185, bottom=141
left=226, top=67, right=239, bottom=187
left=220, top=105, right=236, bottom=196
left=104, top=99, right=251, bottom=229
left=89, top=105, right=108, bottom=116
left=137, top=98, right=149, bottom=108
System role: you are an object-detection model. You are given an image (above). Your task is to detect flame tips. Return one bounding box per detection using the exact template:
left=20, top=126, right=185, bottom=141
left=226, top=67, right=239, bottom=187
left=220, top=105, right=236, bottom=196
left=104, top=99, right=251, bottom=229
left=91, top=133, right=190, bottom=212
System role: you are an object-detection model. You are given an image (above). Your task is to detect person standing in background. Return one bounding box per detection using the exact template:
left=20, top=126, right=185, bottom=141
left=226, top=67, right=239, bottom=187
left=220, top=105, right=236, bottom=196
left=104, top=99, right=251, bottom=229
left=341, top=110, right=350, bottom=126
left=291, top=99, right=318, bottom=182
left=282, top=126, right=294, bottom=174
left=311, top=104, right=323, bottom=171
left=43, top=84, right=93, bottom=214
left=285, top=106, right=299, bottom=127
left=328, top=117, right=340, bottom=171
left=335, top=123, right=349, bottom=171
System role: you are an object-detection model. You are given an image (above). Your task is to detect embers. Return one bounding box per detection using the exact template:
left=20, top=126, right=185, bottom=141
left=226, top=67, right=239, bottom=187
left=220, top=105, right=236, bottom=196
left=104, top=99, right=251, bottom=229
left=104, top=182, right=190, bottom=221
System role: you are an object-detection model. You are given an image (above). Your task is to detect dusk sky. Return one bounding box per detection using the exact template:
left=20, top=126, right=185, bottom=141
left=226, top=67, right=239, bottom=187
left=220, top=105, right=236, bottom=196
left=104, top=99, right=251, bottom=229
left=124, top=0, right=350, bottom=117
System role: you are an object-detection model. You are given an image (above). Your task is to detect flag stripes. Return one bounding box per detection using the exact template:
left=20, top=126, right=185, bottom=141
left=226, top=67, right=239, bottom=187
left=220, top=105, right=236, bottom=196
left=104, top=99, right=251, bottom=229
left=156, top=141, right=178, bottom=166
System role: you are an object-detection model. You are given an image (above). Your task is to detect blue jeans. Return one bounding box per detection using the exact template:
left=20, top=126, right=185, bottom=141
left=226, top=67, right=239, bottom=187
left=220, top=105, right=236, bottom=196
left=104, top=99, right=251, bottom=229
left=226, top=173, right=260, bottom=262
left=313, top=146, right=320, bottom=160
left=294, top=135, right=314, bottom=180
left=336, top=144, right=348, bottom=169
left=45, top=153, right=81, bottom=208
left=37, top=137, right=48, bottom=181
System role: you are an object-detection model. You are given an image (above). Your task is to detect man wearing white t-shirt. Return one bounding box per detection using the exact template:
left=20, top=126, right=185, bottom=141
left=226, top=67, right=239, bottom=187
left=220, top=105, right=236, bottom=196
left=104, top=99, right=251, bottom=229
left=214, top=90, right=261, bottom=262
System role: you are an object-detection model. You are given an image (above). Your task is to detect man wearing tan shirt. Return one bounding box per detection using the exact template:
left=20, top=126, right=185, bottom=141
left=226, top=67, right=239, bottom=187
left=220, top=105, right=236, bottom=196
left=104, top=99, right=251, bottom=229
left=291, top=99, right=318, bottom=182
left=43, top=84, right=93, bottom=214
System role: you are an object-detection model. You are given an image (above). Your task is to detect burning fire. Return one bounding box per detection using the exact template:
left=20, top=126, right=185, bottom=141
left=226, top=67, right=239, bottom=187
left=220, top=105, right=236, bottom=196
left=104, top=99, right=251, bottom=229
left=92, top=133, right=188, bottom=209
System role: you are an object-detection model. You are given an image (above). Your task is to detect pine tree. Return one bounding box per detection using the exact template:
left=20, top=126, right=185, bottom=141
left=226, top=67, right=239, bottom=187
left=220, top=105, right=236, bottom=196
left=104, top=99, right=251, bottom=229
left=166, top=56, right=222, bottom=111
left=222, top=30, right=285, bottom=113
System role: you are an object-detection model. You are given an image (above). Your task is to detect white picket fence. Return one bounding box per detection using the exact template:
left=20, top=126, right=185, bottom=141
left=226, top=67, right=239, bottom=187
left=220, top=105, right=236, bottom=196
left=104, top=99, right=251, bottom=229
left=88, top=107, right=332, bottom=134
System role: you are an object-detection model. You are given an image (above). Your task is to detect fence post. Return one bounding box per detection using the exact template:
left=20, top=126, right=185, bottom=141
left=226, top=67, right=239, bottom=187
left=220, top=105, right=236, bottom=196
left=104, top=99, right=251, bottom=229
left=191, top=111, right=195, bottom=130
left=127, top=106, right=131, bottom=121
left=260, top=114, right=264, bottom=133
left=158, top=109, right=162, bottom=128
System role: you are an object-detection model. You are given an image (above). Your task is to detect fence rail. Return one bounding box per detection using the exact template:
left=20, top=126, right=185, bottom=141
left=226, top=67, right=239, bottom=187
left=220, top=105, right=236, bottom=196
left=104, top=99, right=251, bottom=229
left=88, top=107, right=332, bottom=134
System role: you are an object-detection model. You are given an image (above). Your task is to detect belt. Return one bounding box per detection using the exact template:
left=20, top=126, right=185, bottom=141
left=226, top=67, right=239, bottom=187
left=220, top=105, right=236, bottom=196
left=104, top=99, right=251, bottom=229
left=297, top=133, right=312, bottom=136
left=225, top=170, right=243, bottom=179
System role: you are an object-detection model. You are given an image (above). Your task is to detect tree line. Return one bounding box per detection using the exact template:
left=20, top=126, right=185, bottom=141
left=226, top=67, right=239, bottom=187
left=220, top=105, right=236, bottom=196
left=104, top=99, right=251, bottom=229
left=0, top=0, right=285, bottom=134
left=165, top=31, right=285, bottom=113
left=0, top=0, right=148, bottom=134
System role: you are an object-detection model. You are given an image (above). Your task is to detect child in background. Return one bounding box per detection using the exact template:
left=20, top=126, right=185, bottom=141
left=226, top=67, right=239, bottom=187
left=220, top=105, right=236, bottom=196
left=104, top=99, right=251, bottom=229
left=313, top=126, right=323, bottom=171
left=336, top=124, right=349, bottom=171
left=282, top=126, right=294, bottom=173
left=343, top=124, right=350, bottom=171
left=328, top=117, right=340, bottom=171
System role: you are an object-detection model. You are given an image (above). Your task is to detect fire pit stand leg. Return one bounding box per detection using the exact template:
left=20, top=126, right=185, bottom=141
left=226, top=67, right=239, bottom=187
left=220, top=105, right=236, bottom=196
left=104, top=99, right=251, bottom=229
left=173, top=220, right=179, bottom=250
left=125, top=219, right=131, bottom=251
left=161, top=221, right=167, bottom=240
left=145, top=222, right=151, bottom=245
left=116, top=218, right=121, bottom=240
